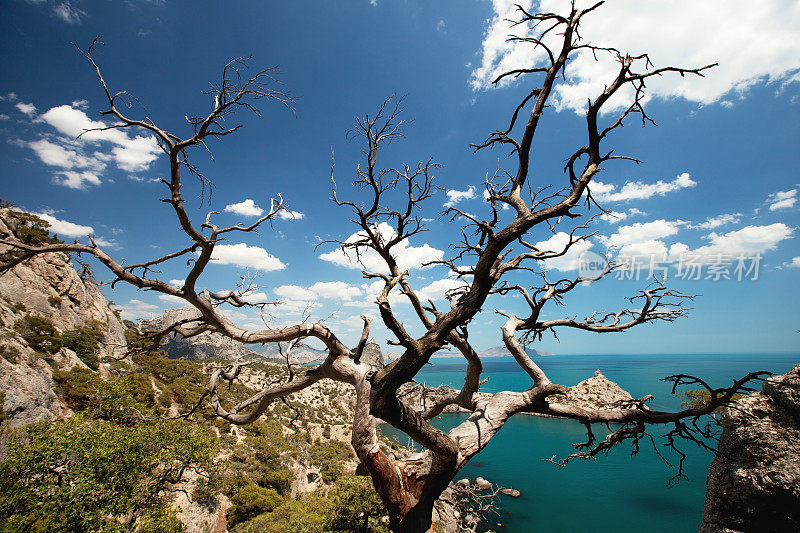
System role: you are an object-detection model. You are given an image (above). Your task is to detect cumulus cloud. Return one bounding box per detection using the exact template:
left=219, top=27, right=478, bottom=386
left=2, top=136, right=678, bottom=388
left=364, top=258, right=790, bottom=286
left=767, top=189, right=797, bottom=211
left=785, top=256, right=800, bottom=269
left=119, top=299, right=158, bottom=320
left=38, top=104, right=160, bottom=173
left=591, top=173, right=696, bottom=203
left=15, top=102, right=36, bottom=117
left=443, top=185, right=477, bottom=208
left=53, top=170, right=102, bottom=189
left=319, top=222, right=444, bottom=273
left=208, top=243, right=286, bottom=271
left=224, top=199, right=264, bottom=217
left=277, top=209, right=304, bottom=220
left=274, top=285, right=317, bottom=301
left=689, top=213, right=742, bottom=230
left=534, top=231, right=594, bottom=271
left=417, top=278, right=469, bottom=302
left=599, top=208, right=646, bottom=224
left=471, top=1, right=800, bottom=113
left=33, top=212, right=93, bottom=237
left=674, top=223, right=794, bottom=262
left=308, top=281, right=361, bottom=300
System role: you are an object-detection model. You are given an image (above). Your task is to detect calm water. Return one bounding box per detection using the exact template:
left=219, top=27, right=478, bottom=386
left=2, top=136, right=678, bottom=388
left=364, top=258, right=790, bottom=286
left=383, top=353, right=799, bottom=532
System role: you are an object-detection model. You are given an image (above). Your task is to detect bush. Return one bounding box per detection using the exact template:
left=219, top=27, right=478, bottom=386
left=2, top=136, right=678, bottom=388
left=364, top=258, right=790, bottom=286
left=13, top=315, right=61, bottom=355
left=226, top=484, right=283, bottom=527
left=325, top=475, right=388, bottom=532
left=61, top=326, right=104, bottom=370
left=234, top=492, right=331, bottom=533
left=137, top=504, right=186, bottom=533
left=309, top=440, right=353, bottom=483
left=0, top=415, right=215, bottom=532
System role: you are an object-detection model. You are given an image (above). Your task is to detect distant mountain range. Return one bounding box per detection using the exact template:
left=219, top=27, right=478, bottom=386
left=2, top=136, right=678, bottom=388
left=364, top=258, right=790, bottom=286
left=387, top=346, right=555, bottom=361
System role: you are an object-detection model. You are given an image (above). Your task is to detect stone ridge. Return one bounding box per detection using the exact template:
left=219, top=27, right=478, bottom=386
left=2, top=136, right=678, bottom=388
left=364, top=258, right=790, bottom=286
left=0, top=209, right=127, bottom=426
left=700, top=365, right=800, bottom=533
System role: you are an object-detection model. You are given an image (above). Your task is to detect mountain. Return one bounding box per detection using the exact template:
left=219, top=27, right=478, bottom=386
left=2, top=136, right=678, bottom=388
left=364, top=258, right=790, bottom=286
left=0, top=208, right=127, bottom=426
left=140, top=306, right=329, bottom=364
left=428, top=345, right=555, bottom=359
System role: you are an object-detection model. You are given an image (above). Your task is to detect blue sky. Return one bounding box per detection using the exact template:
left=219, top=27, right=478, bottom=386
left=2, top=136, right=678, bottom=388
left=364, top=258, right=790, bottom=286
left=1, top=0, right=799, bottom=355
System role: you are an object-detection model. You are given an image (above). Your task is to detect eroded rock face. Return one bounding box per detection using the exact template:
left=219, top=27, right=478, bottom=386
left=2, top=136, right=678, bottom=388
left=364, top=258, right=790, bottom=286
left=0, top=209, right=127, bottom=426
left=700, top=365, right=800, bottom=533
left=550, top=369, right=634, bottom=410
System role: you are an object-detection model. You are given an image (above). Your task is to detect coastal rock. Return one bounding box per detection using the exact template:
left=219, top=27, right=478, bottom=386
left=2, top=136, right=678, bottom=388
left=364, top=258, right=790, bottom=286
left=474, top=477, right=493, bottom=490
left=700, top=365, right=800, bottom=533
left=550, top=369, right=633, bottom=410
left=498, top=487, right=521, bottom=497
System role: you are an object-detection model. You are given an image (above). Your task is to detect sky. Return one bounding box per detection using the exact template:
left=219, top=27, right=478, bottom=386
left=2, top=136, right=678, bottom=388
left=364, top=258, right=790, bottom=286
left=1, top=0, right=799, bottom=356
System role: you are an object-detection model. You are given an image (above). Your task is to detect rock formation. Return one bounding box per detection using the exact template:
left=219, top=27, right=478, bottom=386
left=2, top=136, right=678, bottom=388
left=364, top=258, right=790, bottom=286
left=0, top=209, right=127, bottom=427
left=700, top=365, right=800, bottom=533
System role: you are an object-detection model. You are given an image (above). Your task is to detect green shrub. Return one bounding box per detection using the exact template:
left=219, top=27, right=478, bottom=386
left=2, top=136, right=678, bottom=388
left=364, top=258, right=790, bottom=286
left=678, top=388, right=744, bottom=412
left=13, top=315, right=61, bottom=355
left=0, top=415, right=215, bottom=532
left=234, top=492, right=330, bottom=533
left=309, top=440, right=353, bottom=483
left=226, top=484, right=283, bottom=527
left=47, top=296, right=62, bottom=308
left=325, top=475, right=388, bottom=532
left=137, top=503, right=186, bottom=533
left=61, top=326, right=104, bottom=370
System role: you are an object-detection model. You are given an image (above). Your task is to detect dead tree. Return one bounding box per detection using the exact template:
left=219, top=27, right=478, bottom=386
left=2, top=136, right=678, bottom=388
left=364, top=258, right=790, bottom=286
left=0, top=4, right=770, bottom=532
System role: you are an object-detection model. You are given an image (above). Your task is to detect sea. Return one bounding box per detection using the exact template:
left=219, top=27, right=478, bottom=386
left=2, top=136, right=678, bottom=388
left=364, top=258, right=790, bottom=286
left=381, top=352, right=799, bottom=532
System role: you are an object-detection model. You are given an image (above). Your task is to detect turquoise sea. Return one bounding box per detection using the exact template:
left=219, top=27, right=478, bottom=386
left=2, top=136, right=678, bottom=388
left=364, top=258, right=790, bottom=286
left=383, top=353, right=799, bottom=532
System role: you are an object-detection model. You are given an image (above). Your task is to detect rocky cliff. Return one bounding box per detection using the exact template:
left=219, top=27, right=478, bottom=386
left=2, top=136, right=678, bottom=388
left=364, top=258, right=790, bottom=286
left=700, top=365, right=800, bottom=533
left=0, top=209, right=127, bottom=427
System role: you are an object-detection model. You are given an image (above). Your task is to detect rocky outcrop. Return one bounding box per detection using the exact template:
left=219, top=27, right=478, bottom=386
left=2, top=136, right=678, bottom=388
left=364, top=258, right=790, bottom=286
left=358, top=337, right=385, bottom=369
left=700, top=365, right=800, bottom=533
left=0, top=209, right=127, bottom=426
left=140, top=306, right=262, bottom=362
left=549, top=369, right=633, bottom=410
left=140, top=306, right=329, bottom=364
left=400, top=369, right=633, bottom=416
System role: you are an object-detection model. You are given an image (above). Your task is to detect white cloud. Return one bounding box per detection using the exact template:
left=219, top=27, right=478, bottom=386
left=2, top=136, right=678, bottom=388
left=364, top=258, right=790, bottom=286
left=417, top=278, right=469, bottom=302
left=786, top=256, right=800, bottom=269
left=689, top=213, right=742, bottom=230
left=436, top=19, right=447, bottom=34
left=308, top=281, right=362, bottom=300
left=675, top=223, right=794, bottom=262
left=92, top=236, right=119, bottom=248
left=53, top=2, right=85, bottom=24
left=119, top=299, right=158, bottom=321
left=37, top=104, right=160, bottom=173
left=592, top=173, right=696, bottom=203
left=169, top=279, right=185, bottom=287
left=604, top=219, right=684, bottom=248
left=158, top=294, right=186, bottom=304
left=224, top=199, right=264, bottom=217
left=444, top=185, right=477, bottom=208
left=208, top=243, right=286, bottom=271
left=33, top=212, right=93, bottom=237
left=274, top=285, right=317, bottom=301
left=534, top=231, right=594, bottom=271
left=471, top=1, right=800, bottom=113
left=277, top=209, right=304, bottom=220
left=599, top=207, right=648, bottom=224
left=15, top=102, right=36, bottom=117
left=53, top=170, right=102, bottom=189
left=27, top=139, right=105, bottom=174
left=319, top=222, right=444, bottom=273
left=767, top=189, right=797, bottom=211
left=0, top=114, right=9, bottom=120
